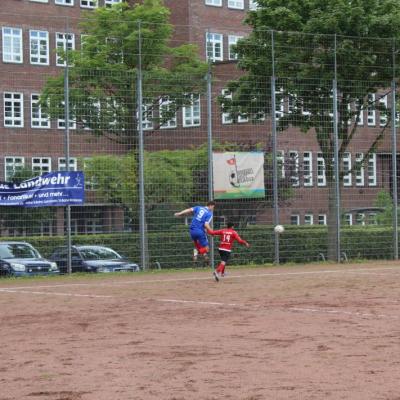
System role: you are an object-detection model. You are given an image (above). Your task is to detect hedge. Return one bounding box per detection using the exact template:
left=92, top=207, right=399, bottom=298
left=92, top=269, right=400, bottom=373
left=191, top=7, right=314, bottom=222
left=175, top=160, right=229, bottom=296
left=0, top=225, right=396, bottom=269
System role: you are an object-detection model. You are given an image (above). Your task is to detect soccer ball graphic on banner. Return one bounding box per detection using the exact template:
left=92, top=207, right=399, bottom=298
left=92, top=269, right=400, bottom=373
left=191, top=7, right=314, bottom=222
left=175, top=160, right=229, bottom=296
left=274, top=225, right=285, bottom=234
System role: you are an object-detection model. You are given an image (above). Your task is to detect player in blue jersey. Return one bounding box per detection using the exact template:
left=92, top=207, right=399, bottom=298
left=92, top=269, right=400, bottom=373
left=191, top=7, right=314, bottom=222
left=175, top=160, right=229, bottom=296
left=174, top=201, right=216, bottom=264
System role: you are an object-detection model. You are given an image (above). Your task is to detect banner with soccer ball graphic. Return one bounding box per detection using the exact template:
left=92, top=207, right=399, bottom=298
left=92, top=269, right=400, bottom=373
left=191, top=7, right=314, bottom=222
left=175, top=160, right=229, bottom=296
left=212, top=152, right=265, bottom=199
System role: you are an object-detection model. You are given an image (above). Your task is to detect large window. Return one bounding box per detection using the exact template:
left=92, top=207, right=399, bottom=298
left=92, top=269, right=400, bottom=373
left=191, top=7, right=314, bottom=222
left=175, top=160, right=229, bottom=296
left=56, top=32, right=75, bottom=66
left=228, top=35, right=242, bottom=60
left=355, top=152, right=364, bottom=186
left=368, top=153, right=377, bottom=186
left=31, top=94, right=50, bottom=128
left=288, top=151, right=299, bottom=187
left=205, top=0, right=222, bottom=5
left=32, top=157, right=51, bottom=174
left=2, top=27, right=23, bottom=63
left=4, top=92, right=24, bottom=128
left=159, top=98, right=177, bottom=129
left=379, top=95, right=388, bottom=127
left=317, top=153, right=326, bottom=186
left=303, top=151, right=313, bottom=186
left=4, top=157, right=25, bottom=181
left=141, top=103, right=153, bottom=130
left=58, top=157, right=77, bottom=171
left=206, top=32, right=223, bottom=62
left=221, top=89, right=232, bottom=124
left=55, top=0, right=74, bottom=5
left=304, top=214, right=313, bottom=225
left=57, top=102, right=76, bottom=129
left=228, top=0, right=244, bottom=9
left=290, top=214, right=300, bottom=225
left=30, top=30, right=49, bottom=65
left=367, top=93, right=376, bottom=126
left=183, top=95, right=201, bottom=127
left=80, top=0, right=97, bottom=8
left=342, top=152, right=352, bottom=186
left=318, top=214, right=327, bottom=225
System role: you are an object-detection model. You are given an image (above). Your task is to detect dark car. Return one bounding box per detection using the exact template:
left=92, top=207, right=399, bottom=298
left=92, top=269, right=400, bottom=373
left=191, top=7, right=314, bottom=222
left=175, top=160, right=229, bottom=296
left=49, top=245, right=140, bottom=274
left=0, top=241, right=59, bottom=277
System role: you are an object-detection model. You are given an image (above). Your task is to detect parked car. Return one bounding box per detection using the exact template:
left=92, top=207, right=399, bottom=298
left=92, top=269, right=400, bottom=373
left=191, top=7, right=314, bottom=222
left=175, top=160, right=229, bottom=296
left=0, top=241, right=59, bottom=277
left=49, top=245, right=140, bottom=274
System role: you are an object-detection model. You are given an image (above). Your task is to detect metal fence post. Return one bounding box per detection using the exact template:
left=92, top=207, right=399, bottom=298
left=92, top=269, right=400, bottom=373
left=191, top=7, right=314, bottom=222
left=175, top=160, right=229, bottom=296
left=332, top=34, right=341, bottom=262
left=137, top=21, right=148, bottom=270
left=270, top=30, right=280, bottom=265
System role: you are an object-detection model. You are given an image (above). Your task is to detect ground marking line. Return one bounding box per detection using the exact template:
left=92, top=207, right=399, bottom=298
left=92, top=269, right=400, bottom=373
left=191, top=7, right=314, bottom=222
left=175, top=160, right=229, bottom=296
left=289, top=307, right=400, bottom=320
left=157, top=299, right=240, bottom=307
left=0, top=265, right=399, bottom=292
left=0, top=289, right=113, bottom=298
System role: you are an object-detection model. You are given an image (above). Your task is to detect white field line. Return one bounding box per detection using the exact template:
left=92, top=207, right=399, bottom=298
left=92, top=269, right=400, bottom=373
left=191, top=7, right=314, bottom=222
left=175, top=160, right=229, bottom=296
left=0, top=288, right=113, bottom=298
left=0, top=265, right=399, bottom=292
left=158, top=298, right=240, bottom=307
left=289, top=307, right=400, bottom=320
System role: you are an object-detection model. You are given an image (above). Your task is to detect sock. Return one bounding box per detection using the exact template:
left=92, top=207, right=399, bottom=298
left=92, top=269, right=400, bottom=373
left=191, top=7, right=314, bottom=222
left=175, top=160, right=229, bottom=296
left=199, top=246, right=208, bottom=255
left=216, top=263, right=224, bottom=274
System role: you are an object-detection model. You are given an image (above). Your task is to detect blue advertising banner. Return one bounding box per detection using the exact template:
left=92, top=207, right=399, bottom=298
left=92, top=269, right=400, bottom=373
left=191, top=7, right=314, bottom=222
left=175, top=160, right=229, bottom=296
left=0, top=171, right=84, bottom=207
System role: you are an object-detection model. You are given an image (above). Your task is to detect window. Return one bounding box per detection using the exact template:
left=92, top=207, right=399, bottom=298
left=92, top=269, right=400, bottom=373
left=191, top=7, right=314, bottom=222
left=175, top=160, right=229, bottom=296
left=81, top=0, right=97, bottom=8
left=355, top=213, right=365, bottom=226
left=367, top=93, right=376, bottom=126
left=342, top=152, right=352, bottom=186
left=84, top=159, right=99, bottom=191
left=85, top=216, right=103, bottom=234
left=304, top=214, right=313, bottom=225
left=29, top=30, right=49, bottom=65
left=355, top=152, right=364, bottom=186
left=5, top=157, right=24, bottom=181
left=290, top=214, right=300, bottom=225
left=317, top=153, right=326, bottom=186
left=139, top=103, right=153, bottom=130
left=30, top=0, right=49, bottom=2
left=368, top=213, right=377, bottom=225
left=183, top=94, right=201, bottom=127
left=4, top=92, right=24, bottom=128
left=303, top=151, right=313, bottom=186
left=249, top=0, right=259, bottom=9
left=206, top=32, right=223, bottom=62
left=56, top=32, right=75, bottom=66
left=55, top=0, right=74, bottom=5
left=58, top=157, right=77, bottom=171
left=288, top=151, right=299, bottom=187
left=379, top=94, right=388, bottom=127
left=277, top=150, right=285, bottom=178
left=31, top=94, right=50, bottom=128
left=355, top=99, right=364, bottom=125
left=318, top=214, right=327, bottom=225
left=159, top=98, right=177, bottom=129
left=344, top=213, right=353, bottom=226
left=275, top=89, right=284, bottom=121
left=221, top=89, right=232, bottom=124
left=368, top=153, right=377, bottom=186
left=57, top=102, right=76, bottom=130
left=205, top=0, right=222, bottom=5
left=105, top=0, right=122, bottom=6
left=32, top=157, right=51, bottom=174
left=2, top=27, right=22, bottom=63
left=228, top=35, right=242, bottom=60
left=228, top=0, right=244, bottom=9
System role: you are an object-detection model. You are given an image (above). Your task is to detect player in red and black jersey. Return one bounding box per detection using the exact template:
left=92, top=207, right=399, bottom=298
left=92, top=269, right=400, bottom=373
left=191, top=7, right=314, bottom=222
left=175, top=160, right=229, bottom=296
left=207, top=222, right=250, bottom=282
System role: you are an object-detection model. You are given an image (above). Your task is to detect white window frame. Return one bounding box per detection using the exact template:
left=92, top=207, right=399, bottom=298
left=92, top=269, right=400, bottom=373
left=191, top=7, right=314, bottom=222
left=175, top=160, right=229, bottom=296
left=344, top=213, right=353, bottom=226
left=32, top=157, right=51, bottom=175
left=342, top=152, right=352, bottom=186
left=80, top=0, right=97, bottom=8
left=105, top=0, right=122, bottom=6
left=206, top=32, right=223, bottom=62
left=4, top=92, right=24, bottom=128
left=304, top=214, right=313, bottom=225
left=303, top=151, right=313, bottom=187
left=31, top=94, right=50, bottom=129
left=249, top=0, right=259, bottom=10
left=288, top=151, right=299, bottom=187
left=57, top=102, right=76, bottom=130
left=318, top=214, right=327, bottom=225
left=4, top=156, right=25, bottom=181
left=367, top=93, right=376, bottom=126
left=183, top=94, right=201, bottom=127
left=221, top=89, right=232, bottom=124
left=275, top=88, right=284, bottom=121
left=228, top=0, right=244, bottom=9
left=29, top=30, right=49, bottom=65
left=355, top=99, right=364, bottom=125
left=368, top=153, right=377, bottom=186
left=379, top=94, right=388, bottom=127
left=277, top=150, right=285, bottom=178
left=290, top=214, right=300, bottom=225
left=141, top=103, right=153, bottom=131
left=55, top=0, right=74, bottom=5
left=355, top=152, right=364, bottom=186
left=159, top=97, right=177, bottom=129
left=58, top=157, right=77, bottom=171
left=30, top=0, right=49, bottom=2
left=2, top=27, right=23, bottom=64
left=356, top=213, right=365, bottom=226
left=228, top=35, right=242, bottom=60
left=317, top=153, right=326, bottom=187
left=205, top=0, right=222, bottom=5
left=56, top=32, right=75, bottom=66
left=368, top=213, right=377, bottom=225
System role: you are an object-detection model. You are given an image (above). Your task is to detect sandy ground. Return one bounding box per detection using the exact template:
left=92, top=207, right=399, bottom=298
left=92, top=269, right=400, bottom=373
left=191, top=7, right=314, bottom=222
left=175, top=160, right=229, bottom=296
left=1, top=261, right=400, bottom=400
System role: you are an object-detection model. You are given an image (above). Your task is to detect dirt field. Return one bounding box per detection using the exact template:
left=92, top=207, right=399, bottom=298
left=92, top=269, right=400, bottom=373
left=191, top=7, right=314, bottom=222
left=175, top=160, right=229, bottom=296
left=1, top=261, right=400, bottom=400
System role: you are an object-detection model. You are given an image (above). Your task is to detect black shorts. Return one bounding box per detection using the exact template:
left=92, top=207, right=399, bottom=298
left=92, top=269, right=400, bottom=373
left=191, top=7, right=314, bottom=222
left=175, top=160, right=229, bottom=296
left=218, top=249, right=231, bottom=263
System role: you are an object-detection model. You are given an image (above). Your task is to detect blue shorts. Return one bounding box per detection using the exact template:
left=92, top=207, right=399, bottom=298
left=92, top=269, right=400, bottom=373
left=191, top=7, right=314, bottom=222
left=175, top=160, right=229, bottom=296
left=190, top=228, right=209, bottom=248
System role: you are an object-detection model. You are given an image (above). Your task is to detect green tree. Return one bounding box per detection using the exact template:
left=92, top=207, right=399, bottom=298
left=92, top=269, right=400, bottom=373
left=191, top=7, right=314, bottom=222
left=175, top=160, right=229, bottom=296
left=41, top=0, right=208, bottom=146
left=222, top=0, right=400, bottom=259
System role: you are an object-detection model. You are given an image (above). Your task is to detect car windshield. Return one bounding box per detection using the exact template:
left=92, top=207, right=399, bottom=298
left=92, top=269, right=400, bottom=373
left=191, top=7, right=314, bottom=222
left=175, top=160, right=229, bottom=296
left=0, top=243, right=40, bottom=259
left=79, top=247, right=121, bottom=261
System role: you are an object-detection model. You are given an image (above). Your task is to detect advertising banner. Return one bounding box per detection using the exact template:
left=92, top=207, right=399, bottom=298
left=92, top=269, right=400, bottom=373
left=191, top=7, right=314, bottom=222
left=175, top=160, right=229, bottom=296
left=213, top=152, right=265, bottom=199
left=0, top=171, right=85, bottom=207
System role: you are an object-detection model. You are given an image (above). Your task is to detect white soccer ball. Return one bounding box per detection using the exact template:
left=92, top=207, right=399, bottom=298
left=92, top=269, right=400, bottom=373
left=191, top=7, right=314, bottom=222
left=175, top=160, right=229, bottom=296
left=274, top=224, right=285, bottom=234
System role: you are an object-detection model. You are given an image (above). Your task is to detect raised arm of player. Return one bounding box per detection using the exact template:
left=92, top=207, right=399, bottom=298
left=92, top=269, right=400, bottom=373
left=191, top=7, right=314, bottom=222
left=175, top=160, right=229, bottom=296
left=174, top=208, right=193, bottom=217
left=234, top=232, right=250, bottom=247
